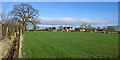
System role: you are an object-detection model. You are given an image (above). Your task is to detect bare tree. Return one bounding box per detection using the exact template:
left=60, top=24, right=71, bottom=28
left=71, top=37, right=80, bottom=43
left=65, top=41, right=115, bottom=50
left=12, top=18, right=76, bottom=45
left=80, top=24, right=84, bottom=28
left=0, top=20, right=1, bottom=40
left=106, top=26, right=116, bottom=32
left=88, top=24, right=94, bottom=32
left=115, top=25, right=119, bottom=31
left=52, top=27, right=56, bottom=30
left=80, top=23, right=87, bottom=29
left=1, top=8, right=15, bottom=38
left=49, top=27, right=52, bottom=31
left=0, top=12, right=1, bottom=21
left=97, top=26, right=101, bottom=30
left=59, top=25, right=63, bottom=31
left=10, top=4, right=40, bottom=30
left=102, top=26, right=106, bottom=30
left=2, top=8, right=11, bottom=24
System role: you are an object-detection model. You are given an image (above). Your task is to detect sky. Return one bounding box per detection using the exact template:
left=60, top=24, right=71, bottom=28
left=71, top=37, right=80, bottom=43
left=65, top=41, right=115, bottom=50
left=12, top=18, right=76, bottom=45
left=2, top=2, right=118, bottom=29
left=1, top=0, right=119, bottom=2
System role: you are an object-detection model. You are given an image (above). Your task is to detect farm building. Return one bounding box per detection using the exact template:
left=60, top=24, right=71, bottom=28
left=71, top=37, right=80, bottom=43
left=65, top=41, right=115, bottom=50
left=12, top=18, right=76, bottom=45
left=90, top=28, right=98, bottom=32
left=79, top=28, right=88, bottom=32
left=75, top=28, right=89, bottom=32
left=61, top=27, right=74, bottom=32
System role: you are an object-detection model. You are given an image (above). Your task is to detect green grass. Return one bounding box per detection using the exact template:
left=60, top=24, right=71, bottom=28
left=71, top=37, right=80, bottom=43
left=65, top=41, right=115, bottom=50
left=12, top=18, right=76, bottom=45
left=22, top=32, right=118, bottom=58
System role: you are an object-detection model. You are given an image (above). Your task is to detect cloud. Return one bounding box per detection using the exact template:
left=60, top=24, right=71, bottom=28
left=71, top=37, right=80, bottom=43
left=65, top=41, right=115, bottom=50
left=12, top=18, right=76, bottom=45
left=2, top=0, right=119, bottom=2
left=39, top=17, right=110, bottom=25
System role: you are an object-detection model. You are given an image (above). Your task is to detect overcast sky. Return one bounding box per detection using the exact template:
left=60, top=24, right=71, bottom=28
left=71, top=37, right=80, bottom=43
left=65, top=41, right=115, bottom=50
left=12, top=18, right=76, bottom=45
left=2, top=2, right=118, bottom=29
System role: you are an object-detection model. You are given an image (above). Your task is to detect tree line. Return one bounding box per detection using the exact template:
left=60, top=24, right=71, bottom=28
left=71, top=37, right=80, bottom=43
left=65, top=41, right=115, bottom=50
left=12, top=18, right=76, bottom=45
left=43, top=23, right=119, bottom=32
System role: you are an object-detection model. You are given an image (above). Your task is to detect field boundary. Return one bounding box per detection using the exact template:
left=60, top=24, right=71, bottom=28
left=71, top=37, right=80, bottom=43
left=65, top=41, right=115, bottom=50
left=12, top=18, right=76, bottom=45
left=2, top=31, right=22, bottom=59
left=19, top=34, right=23, bottom=58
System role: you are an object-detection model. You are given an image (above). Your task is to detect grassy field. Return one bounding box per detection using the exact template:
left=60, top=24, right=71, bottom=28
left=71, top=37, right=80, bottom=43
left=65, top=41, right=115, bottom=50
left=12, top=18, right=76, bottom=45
left=22, top=32, right=118, bottom=58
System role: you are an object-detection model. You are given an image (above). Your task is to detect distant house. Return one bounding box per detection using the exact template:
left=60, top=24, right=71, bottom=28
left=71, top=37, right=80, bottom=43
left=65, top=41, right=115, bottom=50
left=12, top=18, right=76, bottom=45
left=53, top=29, right=57, bottom=32
left=92, top=28, right=98, bottom=32
left=61, top=27, right=74, bottom=32
left=87, top=28, right=98, bottom=33
left=93, top=29, right=98, bottom=32
left=75, top=28, right=80, bottom=32
left=97, top=29, right=105, bottom=33
left=80, top=28, right=85, bottom=32
left=79, top=28, right=88, bottom=32
left=75, top=28, right=88, bottom=32
left=61, top=29, right=66, bottom=32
